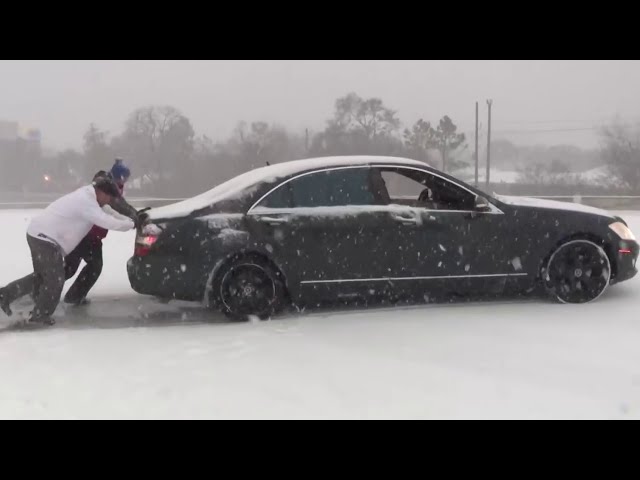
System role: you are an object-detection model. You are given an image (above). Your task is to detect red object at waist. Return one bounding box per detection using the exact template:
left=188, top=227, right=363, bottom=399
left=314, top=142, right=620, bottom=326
left=88, top=225, right=108, bottom=241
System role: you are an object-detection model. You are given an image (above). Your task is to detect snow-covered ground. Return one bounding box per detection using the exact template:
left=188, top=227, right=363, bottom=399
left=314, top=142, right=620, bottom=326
left=1, top=209, right=640, bottom=419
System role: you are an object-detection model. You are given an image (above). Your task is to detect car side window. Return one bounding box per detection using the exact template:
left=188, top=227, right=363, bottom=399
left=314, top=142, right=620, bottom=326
left=260, top=182, right=293, bottom=209
left=375, top=167, right=476, bottom=211
left=257, top=168, right=377, bottom=209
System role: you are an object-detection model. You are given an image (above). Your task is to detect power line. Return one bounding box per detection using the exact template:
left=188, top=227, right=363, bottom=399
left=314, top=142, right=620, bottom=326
left=493, top=127, right=598, bottom=134
left=492, top=119, right=605, bottom=126
left=462, top=120, right=639, bottom=134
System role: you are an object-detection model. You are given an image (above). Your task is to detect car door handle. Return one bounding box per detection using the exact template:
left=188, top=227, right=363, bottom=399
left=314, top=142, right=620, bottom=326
left=391, top=213, right=418, bottom=225
left=258, top=216, right=289, bottom=225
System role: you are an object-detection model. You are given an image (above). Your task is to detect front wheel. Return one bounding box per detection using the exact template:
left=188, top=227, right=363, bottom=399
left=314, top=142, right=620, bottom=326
left=543, top=240, right=611, bottom=304
left=210, top=256, right=286, bottom=321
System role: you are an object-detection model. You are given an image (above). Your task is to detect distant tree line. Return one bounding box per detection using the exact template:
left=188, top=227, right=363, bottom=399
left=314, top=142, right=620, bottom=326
left=29, top=93, right=470, bottom=197
left=8, top=93, right=640, bottom=196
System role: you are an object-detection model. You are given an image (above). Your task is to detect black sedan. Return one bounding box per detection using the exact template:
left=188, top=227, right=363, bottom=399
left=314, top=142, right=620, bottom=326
left=128, top=156, right=638, bottom=319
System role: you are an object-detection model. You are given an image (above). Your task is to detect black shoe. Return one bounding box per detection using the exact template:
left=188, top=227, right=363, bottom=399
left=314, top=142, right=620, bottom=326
left=0, top=288, right=12, bottom=317
left=27, top=315, right=55, bottom=326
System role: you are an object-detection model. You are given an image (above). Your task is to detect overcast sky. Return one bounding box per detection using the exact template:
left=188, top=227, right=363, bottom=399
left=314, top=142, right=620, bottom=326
left=2, top=60, right=639, bottom=152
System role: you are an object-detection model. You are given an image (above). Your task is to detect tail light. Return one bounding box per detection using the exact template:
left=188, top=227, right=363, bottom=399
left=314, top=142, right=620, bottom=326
left=135, top=234, right=158, bottom=256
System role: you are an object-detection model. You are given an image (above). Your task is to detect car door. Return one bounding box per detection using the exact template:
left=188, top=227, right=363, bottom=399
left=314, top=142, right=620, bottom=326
left=368, top=166, right=455, bottom=296
left=371, top=166, right=518, bottom=296
left=245, top=166, right=394, bottom=302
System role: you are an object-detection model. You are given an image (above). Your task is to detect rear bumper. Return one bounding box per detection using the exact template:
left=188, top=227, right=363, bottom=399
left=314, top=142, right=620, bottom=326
left=127, top=255, right=205, bottom=301
left=612, top=240, right=639, bottom=284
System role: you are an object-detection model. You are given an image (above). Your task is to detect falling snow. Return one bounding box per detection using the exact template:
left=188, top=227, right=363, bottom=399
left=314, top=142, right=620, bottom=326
left=0, top=204, right=638, bottom=419
left=511, top=257, right=523, bottom=271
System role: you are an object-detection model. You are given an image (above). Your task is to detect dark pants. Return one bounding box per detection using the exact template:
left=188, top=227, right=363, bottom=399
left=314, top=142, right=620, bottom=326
left=64, top=236, right=103, bottom=303
left=2, top=235, right=65, bottom=320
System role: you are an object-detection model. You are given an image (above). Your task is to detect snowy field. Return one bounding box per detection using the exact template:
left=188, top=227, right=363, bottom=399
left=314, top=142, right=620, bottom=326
left=1, top=208, right=640, bottom=419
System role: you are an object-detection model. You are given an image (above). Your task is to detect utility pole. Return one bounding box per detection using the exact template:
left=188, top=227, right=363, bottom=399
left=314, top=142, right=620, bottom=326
left=305, top=128, right=309, bottom=154
left=474, top=101, right=479, bottom=187
left=486, top=99, right=493, bottom=189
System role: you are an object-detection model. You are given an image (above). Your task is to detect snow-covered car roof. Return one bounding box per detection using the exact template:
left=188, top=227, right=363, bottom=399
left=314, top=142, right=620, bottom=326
left=149, top=156, right=429, bottom=220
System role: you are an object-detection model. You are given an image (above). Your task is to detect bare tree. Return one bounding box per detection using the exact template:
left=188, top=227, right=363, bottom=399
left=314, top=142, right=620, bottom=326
left=118, top=106, right=195, bottom=192
left=432, top=116, right=466, bottom=173
left=83, top=123, right=112, bottom=177
left=231, top=121, right=304, bottom=169
left=403, top=116, right=467, bottom=173
left=600, top=120, right=640, bottom=192
left=311, top=93, right=404, bottom=157
left=403, top=119, right=436, bottom=165
left=331, top=92, right=401, bottom=139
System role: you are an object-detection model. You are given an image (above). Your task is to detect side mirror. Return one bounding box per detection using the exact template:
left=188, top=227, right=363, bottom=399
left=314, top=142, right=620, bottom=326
left=474, top=195, right=492, bottom=212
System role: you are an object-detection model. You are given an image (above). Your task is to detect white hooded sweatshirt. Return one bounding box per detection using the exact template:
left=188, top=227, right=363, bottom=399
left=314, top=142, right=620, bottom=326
left=27, top=185, right=135, bottom=255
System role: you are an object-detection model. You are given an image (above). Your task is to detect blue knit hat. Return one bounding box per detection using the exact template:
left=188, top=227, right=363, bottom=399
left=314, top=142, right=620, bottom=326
left=111, top=158, right=131, bottom=182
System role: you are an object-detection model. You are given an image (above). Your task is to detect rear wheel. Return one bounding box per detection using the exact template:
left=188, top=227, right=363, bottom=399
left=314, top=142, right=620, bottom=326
left=543, top=240, right=611, bottom=304
left=211, top=256, right=286, bottom=321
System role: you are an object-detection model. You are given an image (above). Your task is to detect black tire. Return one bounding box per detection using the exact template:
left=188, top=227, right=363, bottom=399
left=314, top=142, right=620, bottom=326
left=210, top=255, right=286, bottom=321
left=543, top=239, right=611, bottom=304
